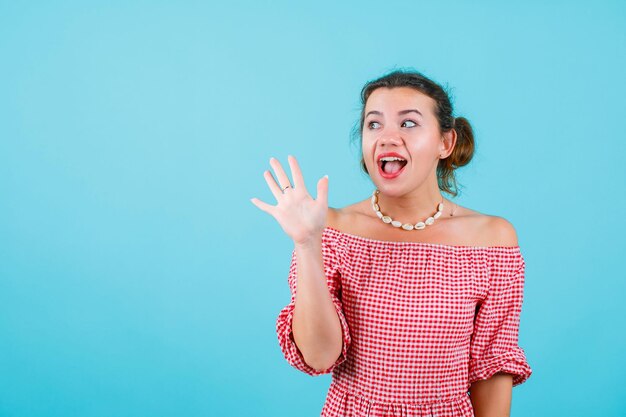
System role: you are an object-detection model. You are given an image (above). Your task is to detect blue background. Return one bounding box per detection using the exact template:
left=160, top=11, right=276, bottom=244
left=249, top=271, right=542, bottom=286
left=1, top=1, right=625, bottom=416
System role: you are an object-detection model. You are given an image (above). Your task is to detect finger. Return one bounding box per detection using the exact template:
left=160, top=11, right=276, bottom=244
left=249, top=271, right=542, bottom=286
left=250, top=197, right=275, bottom=214
left=316, top=175, right=328, bottom=207
left=263, top=170, right=284, bottom=202
left=287, top=155, right=308, bottom=194
left=269, top=157, right=292, bottom=189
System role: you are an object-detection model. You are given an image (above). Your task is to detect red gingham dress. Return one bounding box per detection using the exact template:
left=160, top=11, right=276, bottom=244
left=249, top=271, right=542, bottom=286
left=276, top=226, right=532, bottom=417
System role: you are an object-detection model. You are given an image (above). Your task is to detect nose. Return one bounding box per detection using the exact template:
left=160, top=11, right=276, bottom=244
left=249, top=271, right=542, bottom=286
left=379, top=133, right=403, bottom=147
left=376, top=123, right=404, bottom=145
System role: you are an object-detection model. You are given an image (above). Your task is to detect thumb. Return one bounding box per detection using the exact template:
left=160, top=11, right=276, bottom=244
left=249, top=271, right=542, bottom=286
left=316, top=174, right=329, bottom=207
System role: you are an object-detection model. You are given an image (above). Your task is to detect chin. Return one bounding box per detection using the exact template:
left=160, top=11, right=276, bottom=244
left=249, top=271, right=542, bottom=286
left=374, top=184, right=407, bottom=194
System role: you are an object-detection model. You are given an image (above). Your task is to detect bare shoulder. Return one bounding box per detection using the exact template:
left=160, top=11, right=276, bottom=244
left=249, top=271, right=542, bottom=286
left=326, top=206, right=344, bottom=229
left=486, top=216, right=520, bottom=247
left=451, top=204, right=519, bottom=246
left=326, top=202, right=364, bottom=228
left=325, top=204, right=364, bottom=235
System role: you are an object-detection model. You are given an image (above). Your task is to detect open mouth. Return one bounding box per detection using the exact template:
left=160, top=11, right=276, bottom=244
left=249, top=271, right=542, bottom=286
left=378, top=159, right=408, bottom=178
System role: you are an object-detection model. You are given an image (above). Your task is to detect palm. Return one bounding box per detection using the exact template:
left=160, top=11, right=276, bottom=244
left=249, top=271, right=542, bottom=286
left=250, top=155, right=329, bottom=245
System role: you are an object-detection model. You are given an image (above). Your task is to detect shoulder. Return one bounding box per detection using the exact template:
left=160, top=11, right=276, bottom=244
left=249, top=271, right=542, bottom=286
left=326, top=206, right=344, bottom=229
left=454, top=200, right=519, bottom=246
left=433, top=203, right=520, bottom=247
left=326, top=203, right=364, bottom=230
left=446, top=211, right=519, bottom=247
left=485, top=216, right=519, bottom=247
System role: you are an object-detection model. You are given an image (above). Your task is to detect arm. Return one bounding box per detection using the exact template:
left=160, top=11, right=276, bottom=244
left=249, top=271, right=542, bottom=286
left=256, top=157, right=349, bottom=374
left=275, top=232, right=351, bottom=375
left=468, top=217, right=532, bottom=414
left=291, top=237, right=345, bottom=371
left=469, top=372, right=513, bottom=417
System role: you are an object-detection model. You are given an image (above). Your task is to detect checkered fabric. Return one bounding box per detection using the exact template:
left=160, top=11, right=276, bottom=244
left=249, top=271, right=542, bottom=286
left=276, top=226, right=532, bottom=417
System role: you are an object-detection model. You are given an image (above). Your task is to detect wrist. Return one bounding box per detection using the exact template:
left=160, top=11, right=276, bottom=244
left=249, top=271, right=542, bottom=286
left=293, top=233, right=323, bottom=251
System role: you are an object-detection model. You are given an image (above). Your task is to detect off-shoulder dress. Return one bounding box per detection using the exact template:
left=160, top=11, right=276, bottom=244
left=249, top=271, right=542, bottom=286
left=276, top=226, right=532, bottom=417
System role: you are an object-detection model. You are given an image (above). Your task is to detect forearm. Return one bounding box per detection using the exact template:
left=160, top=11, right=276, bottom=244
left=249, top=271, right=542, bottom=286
left=469, top=372, right=514, bottom=417
left=291, top=237, right=343, bottom=371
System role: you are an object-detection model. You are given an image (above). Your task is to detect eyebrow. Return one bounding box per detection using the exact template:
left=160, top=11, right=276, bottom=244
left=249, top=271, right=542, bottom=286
left=365, top=109, right=423, bottom=118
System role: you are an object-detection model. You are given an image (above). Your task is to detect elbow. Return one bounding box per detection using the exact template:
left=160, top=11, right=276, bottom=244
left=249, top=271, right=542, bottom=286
left=304, top=356, right=339, bottom=372
left=294, top=317, right=346, bottom=373
left=302, top=340, right=344, bottom=373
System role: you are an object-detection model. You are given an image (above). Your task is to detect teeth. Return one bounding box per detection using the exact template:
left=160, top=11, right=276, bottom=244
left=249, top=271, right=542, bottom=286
left=379, top=156, right=406, bottom=162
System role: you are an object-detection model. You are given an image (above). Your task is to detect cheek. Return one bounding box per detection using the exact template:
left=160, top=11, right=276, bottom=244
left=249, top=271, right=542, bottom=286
left=361, top=139, right=376, bottom=156
left=408, top=136, right=440, bottom=153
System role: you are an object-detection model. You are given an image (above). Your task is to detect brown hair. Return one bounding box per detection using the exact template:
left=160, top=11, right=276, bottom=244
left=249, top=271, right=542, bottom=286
left=350, top=68, right=475, bottom=197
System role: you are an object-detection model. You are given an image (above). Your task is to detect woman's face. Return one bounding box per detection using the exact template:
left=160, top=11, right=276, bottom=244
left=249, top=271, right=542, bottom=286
left=362, top=87, right=447, bottom=193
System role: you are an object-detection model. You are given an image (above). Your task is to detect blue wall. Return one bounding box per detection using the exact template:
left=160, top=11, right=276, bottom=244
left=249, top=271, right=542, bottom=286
left=1, top=1, right=624, bottom=416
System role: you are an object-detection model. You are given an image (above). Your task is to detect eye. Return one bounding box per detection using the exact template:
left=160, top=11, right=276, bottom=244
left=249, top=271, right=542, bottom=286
left=402, top=119, right=417, bottom=128
left=367, top=121, right=381, bottom=129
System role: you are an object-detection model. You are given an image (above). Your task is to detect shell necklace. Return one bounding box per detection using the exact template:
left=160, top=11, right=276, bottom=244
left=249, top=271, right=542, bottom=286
left=371, top=189, right=445, bottom=231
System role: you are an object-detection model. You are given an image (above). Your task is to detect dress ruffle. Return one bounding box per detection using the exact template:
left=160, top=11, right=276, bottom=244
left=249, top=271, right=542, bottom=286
left=276, top=297, right=351, bottom=375
left=468, top=347, right=532, bottom=386
left=322, top=383, right=474, bottom=417
left=276, top=243, right=351, bottom=376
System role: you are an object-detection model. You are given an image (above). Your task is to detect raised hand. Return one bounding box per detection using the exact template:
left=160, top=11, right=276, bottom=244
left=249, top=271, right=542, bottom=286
left=250, top=155, right=329, bottom=246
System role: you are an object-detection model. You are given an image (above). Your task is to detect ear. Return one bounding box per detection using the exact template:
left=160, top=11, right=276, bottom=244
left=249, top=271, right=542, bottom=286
left=440, top=128, right=457, bottom=158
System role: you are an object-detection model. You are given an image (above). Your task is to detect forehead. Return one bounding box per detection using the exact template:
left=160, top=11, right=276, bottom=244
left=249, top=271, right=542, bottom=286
left=365, top=87, right=436, bottom=115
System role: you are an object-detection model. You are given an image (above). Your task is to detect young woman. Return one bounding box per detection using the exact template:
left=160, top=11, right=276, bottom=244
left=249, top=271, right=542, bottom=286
left=250, top=69, right=532, bottom=417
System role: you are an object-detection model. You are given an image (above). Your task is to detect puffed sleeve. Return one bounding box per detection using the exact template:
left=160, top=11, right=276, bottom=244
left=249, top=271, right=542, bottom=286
left=275, top=237, right=351, bottom=376
left=468, top=251, right=532, bottom=387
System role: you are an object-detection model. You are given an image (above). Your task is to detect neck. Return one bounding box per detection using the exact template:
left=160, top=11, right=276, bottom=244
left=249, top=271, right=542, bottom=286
left=374, top=182, right=446, bottom=222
